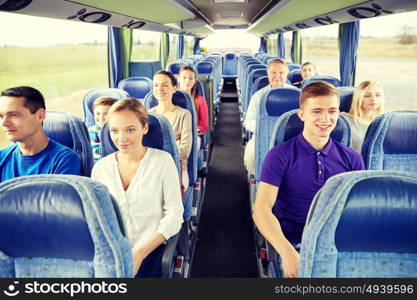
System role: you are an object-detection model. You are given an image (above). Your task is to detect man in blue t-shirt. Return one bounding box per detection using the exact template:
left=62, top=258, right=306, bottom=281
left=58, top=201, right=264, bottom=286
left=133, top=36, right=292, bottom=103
left=0, top=86, right=81, bottom=182
left=252, top=81, right=365, bottom=278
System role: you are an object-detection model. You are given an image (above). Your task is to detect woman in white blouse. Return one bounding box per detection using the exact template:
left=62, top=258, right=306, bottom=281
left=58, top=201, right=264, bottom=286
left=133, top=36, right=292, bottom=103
left=91, top=98, right=183, bottom=277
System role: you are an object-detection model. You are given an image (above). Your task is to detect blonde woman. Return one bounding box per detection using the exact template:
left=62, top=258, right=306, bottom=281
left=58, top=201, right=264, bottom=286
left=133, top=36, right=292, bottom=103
left=91, top=98, right=183, bottom=277
left=342, top=80, right=384, bottom=153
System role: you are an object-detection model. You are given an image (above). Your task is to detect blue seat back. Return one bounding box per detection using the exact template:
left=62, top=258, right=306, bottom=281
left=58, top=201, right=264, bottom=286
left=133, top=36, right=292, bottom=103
left=270, top=109, right=351, bottom=147
left=44, top=111, right=93, bottom=177
left=287, top=69, right=302, bottom=84
left=82, top=88, right=129, bottom=128
left=168, top=62, right=186, bottom=75
left=144, top=90, right=197, bottom=183
left=302, top=75, right=341, bottom=88
left=117, top=77, right=152, bottom=101
left=287, top=63, right=301, bottom=72
left=251, top=76, right=269, bottom=97
left=362, top=111, right=417, bottom=172
left=337, top=86, right=355, bottom=112
left=100, top=112, right=180, bottom=174
left=196, top=61, right=214, bottom=75
left=299, top=170, right=417, bottom=278
left=129, top=60, right=162, bottom=78
left=254, top=88, right=300, bottom=180
left=0, top=175, right=133, bottom=278
left=223, top=52, right=237, bottom=76
left=244, top=68, right=268, bottom=112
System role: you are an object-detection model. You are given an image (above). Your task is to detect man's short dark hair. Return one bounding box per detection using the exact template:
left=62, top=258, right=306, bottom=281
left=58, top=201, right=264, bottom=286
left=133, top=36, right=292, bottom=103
left=1, top=86, right=45, bottom=114
left=300, top=81, right=339, bottom=108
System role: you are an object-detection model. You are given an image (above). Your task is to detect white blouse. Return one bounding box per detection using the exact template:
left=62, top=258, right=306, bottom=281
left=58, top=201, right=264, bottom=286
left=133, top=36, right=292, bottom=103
left=91, top=147, right=183, bottom=250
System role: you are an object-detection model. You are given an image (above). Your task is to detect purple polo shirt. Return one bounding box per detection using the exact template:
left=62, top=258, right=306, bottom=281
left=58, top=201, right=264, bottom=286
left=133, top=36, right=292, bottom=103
left=260, top=134, right=365, bottom=244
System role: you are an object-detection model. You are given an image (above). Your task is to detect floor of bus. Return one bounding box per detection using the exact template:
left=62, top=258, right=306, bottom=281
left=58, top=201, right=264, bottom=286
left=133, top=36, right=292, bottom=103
left=190, top=80, right=258, bottom=277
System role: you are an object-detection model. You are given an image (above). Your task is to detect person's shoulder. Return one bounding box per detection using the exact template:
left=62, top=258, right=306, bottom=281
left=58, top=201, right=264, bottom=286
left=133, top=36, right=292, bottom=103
left=0, top=143, right=18, bottom=158
left=269, top=136, right=297, bottom=156
left=92, top=152, right=115, bottom=169
left=48, top=140, right=79, bottom=159
left=147, top=147, right=172, bottom=161
left=253, top=85, right=269, bottom=97
left=177, top=106, right=192, bottom=118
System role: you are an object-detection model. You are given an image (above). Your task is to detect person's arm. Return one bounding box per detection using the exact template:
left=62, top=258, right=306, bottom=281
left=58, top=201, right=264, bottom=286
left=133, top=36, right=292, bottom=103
left=243, top=92, right=258, bottom=133
left=197, top=95, right=209, bottom=134
left=177, top=110, right=193, bottom=161
left=252, top=182, right=300, bottom=278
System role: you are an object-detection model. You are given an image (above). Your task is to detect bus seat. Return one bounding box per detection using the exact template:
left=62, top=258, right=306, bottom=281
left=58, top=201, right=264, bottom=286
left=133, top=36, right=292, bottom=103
left=302, top=75, right=341, bottom=88
left=287, top=69, right=302, bottom=86
left=299, top=170, right=417, bottom=278
left=196, top=61, right=214, bottom=75
left=168, top=62, right=186, bottom=75
left=362, top=111, right=417, bottom=172
left=270, top=109, right=351, bottom=149
left=82, top=88, right=129, bottom=128
left=223, top=52, right=237, bottom=78
left=254, top=88, right=301, bottom=181
left=129, top=61, right=162, bottom=79
left=287, top=63, right=301, bottom=72
left=243, top=68, right=268, bottom=114
left=117, top=77, right=152, bottom=101
left=0, top=174, right=133, bottom=278
left=44, top=111, right=93, bottom=177
left=251, top=76, right=269, bottom=97
left=337, top=86, right=355, bottom=112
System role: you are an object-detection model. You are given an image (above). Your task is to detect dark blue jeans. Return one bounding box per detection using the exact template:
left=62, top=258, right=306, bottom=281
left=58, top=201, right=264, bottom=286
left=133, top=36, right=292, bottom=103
left=135, top=245, right=165, bottom=278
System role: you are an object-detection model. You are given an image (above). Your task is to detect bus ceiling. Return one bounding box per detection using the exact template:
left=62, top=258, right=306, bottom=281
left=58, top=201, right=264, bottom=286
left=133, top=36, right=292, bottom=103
left=1, top=0, right=417, bottom=38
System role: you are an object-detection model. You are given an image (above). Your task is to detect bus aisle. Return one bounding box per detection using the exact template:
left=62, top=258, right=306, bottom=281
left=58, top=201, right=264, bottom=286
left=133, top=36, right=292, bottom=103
left=191, top=81, right=258, bottom=277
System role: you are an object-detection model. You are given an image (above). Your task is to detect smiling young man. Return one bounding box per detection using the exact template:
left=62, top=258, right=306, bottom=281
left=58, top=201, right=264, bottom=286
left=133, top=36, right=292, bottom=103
left=0, top=86, right=81, bottom=182
left=252, top=81, right=364, bottom=278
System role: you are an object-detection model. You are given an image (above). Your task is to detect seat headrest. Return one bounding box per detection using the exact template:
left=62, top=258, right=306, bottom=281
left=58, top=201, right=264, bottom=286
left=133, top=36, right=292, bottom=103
left=44, top=111, right=74, bottom=149
left=383, top=112, right=417, bottom=154
left=117, top=77, right=152, bottom=100
left=264, top=88, right=300, bottom=116
left=302, top=76, right=341, bottom=88
left=337, top=86, right=355, bottom=112
left=335, top=175, right=417, bottom=253
left=196, top=61, right=214, bottom=74
left=0, top=178, right=94, bottom=260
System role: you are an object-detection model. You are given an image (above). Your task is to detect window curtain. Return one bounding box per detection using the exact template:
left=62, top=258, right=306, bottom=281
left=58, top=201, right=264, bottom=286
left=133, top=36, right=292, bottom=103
left=339, top=21, right=360, bottom=86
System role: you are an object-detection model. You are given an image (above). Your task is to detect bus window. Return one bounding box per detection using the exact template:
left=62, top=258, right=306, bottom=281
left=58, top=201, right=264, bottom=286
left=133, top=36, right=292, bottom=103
left=184, top=35, right=194, bottom=57
left=0, top=12, right=108, bottom=121
left=167, top=33, right=179, bottom=64
left=131, top=29, right=161, bottom=61
left=267, top=35, right=277, bottom=56
left=301, top=24, right=339, bottom=78
left=356, top=11, right=417, bottom=111
left=284, top=31, right=293, bottom=62
left=200, top=30, right=258, bottom=54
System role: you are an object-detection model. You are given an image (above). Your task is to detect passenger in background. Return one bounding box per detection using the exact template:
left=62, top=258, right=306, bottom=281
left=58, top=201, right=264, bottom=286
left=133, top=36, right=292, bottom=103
left=342, top=80, right=384, bottom=153
left=0, top=86, right=80, bottom=182
left=178, top=66, right=208, bottom=137
left=91, top=99, right=183, bottom=277
left=244, top=58, right=293, bottom=174
left=292, top=62, right=317, bottom=88
left=88, top=96, right=117, bottom=162
left=150, top=70, right=192, bottom=190
left=253, top=81, right=364, bottom=278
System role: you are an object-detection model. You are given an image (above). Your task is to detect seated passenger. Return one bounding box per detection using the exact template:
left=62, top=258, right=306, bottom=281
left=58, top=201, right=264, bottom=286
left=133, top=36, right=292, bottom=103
left=88, top=96, right=117, bottom=162
left=91, top=99, right=183, bottom=277
left=0, top=86, right=81, bottom=182
left=341, top=80, right=384, bottom=153
left=252, top=81, right=365, bottom=278
left=244, top=58, right=293, bottom=174
left=178, top=66, right=208, bottom=137
left=149, top=71, right=192, bottom=189
left=293, top=62, right=317, bottom=87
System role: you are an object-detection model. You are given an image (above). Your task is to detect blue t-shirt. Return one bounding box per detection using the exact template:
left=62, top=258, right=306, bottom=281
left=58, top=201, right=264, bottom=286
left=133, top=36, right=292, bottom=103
left=0, top=139, right=81, bottom=182
left=260, top=134, right=365, bottom=244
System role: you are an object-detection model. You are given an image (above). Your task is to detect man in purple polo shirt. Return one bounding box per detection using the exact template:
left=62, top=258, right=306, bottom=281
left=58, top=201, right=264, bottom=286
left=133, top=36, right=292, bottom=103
left=252, top=81, right=364, bottom=278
